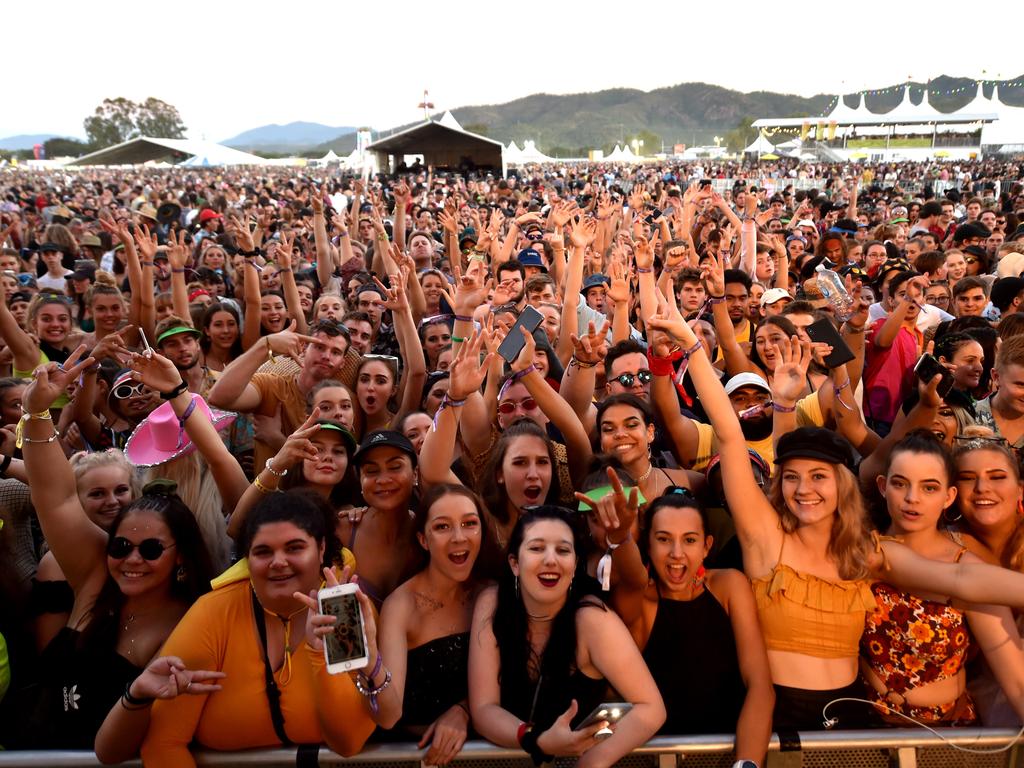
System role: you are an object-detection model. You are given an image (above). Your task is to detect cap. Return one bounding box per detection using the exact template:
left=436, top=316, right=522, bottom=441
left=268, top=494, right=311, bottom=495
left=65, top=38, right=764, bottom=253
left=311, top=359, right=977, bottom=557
left=775, top=426, right=856, bottom=470
left=582, top=273, right=610, bottom=293
left=71, top=260, right=98, bottom=281
left=352, top=429, right=417, bottom=466
left=724, top=372, right=771, bottom=396
left=785, top=234, right=807, bottom=246
left=38, top=242, right=63, bottom=253
left=79, top=234, right=102, bottom=249
left=796, top=219, right=816, bottom=229
left=517, top=248, right=545, bottom=269
left=315, top=420, right=357, bottom=454
left=156, top=325, right=203, bottom=344
left=198, top=208, right=223, bottom=224
left=889, top=216, right=910, bottom=225
left=760, top=288, right=792, bottom=307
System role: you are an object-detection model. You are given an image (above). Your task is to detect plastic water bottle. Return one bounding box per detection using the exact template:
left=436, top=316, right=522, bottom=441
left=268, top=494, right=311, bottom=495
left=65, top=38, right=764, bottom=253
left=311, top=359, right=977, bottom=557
left=815, top=263, right=853, bottom=321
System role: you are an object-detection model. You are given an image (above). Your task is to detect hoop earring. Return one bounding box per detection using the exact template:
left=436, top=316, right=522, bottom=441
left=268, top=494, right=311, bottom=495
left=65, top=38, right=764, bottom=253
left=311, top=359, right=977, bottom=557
left=943, top=507, right=963, bottom=524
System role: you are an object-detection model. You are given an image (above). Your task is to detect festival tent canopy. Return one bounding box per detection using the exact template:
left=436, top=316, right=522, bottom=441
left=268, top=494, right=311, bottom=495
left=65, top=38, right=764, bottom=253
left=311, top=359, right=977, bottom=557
left=982, top=85, right=1024, bottom=146
left=504, top=141, right=523, bottom=163
left=743, top=134, right=775, bottom=154
left=71, top=137, right=269, bottom=166
left=367, top=116, right=505, bottom=174
left=514, top=140, right=554, bottom=164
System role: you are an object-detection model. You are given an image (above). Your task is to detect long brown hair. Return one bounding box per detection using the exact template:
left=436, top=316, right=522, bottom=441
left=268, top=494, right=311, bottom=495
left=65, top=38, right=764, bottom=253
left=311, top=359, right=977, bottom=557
left=768, top=461, right=873, bottom=580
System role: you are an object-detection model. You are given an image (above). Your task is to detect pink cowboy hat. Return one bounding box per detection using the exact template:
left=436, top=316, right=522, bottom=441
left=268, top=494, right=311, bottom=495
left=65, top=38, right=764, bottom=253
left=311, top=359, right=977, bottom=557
left=124, top=396, right=236, bottom=467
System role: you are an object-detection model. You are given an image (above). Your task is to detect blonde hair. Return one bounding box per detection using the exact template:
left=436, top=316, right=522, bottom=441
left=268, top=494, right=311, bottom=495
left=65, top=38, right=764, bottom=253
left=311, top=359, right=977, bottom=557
left=144, top=453, right=230, bottom=570
left=768, top=462, right=873, bottom=580
left=69, top=449, right=140, bottom=502
left=85, top=271, right=124, bottom=307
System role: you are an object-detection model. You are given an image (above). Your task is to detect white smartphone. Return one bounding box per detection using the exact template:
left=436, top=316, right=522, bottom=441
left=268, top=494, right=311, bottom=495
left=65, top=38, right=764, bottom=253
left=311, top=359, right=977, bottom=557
left=317, top=583, right=369, bottom=674
left=578, top=702, right=633, bottom=739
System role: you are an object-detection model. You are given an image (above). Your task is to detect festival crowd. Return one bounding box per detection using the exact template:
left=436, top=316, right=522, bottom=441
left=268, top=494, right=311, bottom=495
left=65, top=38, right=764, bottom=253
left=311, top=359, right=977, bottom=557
left=0, top=157, right=1023, bottom=767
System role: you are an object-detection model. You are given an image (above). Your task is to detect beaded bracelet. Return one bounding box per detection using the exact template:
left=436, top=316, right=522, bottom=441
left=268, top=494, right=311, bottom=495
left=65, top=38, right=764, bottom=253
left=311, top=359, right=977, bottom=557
left=20, top=429, right=60, bottom=444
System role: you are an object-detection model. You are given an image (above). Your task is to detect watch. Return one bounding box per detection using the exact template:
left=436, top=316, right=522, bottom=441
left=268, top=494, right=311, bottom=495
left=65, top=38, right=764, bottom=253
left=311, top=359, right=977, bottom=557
left=732, top=761, right=759, bottom=768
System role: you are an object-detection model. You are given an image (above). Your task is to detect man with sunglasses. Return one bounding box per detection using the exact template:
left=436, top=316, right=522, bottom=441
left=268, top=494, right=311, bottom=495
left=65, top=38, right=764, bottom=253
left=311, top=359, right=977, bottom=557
left=208, top=319, right=351, bottom=470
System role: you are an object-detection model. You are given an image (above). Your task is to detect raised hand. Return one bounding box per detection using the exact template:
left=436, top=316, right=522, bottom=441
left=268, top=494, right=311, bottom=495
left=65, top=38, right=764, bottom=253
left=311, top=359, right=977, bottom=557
left=273, top=409, right=322, bottom=471
left=128, top=350, right=184, bottom=394
left=574, top=466, right=639, bottom=545
left=165, top=230, right=189, bottom=272
left=437, top=209, right=458, bottom=235
left=568, top=217, right=598, bottom=249
left=633, top=232, right=659, bottom=271
left=511, top=326, right=537, bottom=374
left=448, top=330, right=495, bottom=400
left=701, top=248, right=726, bottom=297
left=647, top=288, right=698, bottom=348
left=606, top=261, right=630, bottom=307
left=277, top=231, right=295, bottom=271
left=770, top=335, right=812, bottom=404
left=227, top=214, right=257, bottom=253
left=134, top=222, right=159, bottom=263
left=268, top=319, right=321, bottom=364
left=22, top=345, right=96, bottom=412
left=452, top=262, right=488, bottom=314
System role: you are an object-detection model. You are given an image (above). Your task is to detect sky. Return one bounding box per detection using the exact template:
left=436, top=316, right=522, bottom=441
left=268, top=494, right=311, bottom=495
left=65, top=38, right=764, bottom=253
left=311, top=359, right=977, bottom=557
left=5, top=0, right=1022, bottom=142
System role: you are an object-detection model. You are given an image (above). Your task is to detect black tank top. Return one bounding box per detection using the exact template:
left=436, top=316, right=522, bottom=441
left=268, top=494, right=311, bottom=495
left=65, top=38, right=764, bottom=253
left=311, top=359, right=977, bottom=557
left=642, top=587, right=746, bottom=734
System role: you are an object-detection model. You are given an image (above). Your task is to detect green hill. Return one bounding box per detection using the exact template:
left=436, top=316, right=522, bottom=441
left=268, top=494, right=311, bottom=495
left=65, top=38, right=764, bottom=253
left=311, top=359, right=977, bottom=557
left=313, top=74, right=1024, bottom=157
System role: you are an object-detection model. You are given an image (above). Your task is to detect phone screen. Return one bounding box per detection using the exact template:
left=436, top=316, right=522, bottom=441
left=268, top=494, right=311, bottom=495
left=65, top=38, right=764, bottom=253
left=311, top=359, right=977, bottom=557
left=497, top=306, right=544, bottom=363
left=321, top=592, right=366, bottom=666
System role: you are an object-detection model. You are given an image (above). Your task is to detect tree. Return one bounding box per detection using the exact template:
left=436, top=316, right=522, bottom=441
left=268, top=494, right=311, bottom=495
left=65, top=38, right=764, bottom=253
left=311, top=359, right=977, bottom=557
left=44, top=137, right=91, bottom=158
left=83, top=97, right=187, bottom=148
left=725, top=117, right=758, bottom=153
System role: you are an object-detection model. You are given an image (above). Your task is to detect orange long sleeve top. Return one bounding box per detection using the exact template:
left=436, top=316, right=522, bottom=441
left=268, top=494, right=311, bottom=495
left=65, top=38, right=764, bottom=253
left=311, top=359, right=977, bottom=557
left=141, top=579, right=375, bottom=767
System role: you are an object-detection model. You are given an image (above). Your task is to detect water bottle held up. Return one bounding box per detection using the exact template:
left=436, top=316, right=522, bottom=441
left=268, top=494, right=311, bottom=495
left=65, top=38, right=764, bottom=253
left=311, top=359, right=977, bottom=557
left=815, top=263, right=853, bottom=321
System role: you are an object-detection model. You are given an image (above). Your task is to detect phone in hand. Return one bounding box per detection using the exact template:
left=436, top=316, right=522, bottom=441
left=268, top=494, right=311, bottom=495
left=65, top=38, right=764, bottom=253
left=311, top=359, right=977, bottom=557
left=318, top=583, right=369, bottom=674
left=497, top=306, right=543, bottom=364
left=914, top=353, right=955, bottom=398
left=644, top=208, right=662, bottom=225
left=805, top=318, right=855, bottom=369
left=578, top=702, right=633, bottom=739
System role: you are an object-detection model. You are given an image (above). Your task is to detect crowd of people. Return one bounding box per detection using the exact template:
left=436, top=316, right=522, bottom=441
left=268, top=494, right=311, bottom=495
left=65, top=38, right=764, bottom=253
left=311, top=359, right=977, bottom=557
left=0, top=156, right=1023, bottom=768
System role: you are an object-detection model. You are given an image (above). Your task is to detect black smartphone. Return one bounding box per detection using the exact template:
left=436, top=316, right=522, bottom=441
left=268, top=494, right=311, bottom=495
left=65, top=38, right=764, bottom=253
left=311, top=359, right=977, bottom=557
left=805, top=318, right=856, bottom=369
left=914, top=353, right=954, bottom=398
left=497, top=305, right=543, bottom=364
left=645, top=208, right=662, bottom=224
left=699, top=179, right=712, bottom=189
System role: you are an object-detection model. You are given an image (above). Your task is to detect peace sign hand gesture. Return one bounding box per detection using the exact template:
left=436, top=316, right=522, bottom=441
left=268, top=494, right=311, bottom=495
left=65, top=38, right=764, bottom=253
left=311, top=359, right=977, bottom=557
left=22, top=345, right=96, bottom=413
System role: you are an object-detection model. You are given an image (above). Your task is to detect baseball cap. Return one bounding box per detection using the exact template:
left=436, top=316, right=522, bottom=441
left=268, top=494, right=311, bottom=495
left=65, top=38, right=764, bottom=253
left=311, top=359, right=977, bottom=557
left=724, top=372, right=771, bottom=396
left=198, top=209, right=223, bottom=224
left=352, top=429, right=417, bottom=466
left=760, top=288, right=792, bottom=308
left=517, top=248, right=545, bottom=269
left=775, top=426, right=856, bottom=470
left=582, top=273, right=610, bottom=293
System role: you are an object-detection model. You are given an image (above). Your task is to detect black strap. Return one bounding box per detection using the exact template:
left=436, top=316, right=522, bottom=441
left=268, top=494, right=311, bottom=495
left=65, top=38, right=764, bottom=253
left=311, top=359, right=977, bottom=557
left=777, top=730, right=802, bottom=751
left=252, top=588, right=293, bottom=746
left=296, top=744, right=321, bottom=768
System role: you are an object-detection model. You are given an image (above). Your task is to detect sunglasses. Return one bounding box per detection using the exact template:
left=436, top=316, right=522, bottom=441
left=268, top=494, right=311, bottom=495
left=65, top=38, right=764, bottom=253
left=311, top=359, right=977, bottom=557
left=497, top=397, right=538, bottom=415
left=113, top=382, right=153, bottom=399
left=609, top=370, right=653, bottom=388
left=107, top=536, right=175, bottom=561
left=964, top=257, right=979, bottom=265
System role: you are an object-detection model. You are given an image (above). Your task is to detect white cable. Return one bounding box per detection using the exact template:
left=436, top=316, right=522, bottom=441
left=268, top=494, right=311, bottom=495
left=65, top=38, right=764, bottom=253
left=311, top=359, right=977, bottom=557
left=822, top=697, right=1024, bottom=755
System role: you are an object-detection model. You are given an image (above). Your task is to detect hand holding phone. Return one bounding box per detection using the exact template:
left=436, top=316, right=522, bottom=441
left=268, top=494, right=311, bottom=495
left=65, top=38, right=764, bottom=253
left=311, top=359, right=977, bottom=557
left=497, top=306, right=543, bottom=364
left=578, top=702, right=634, bottom=739
left=914, top=353, right=954, bottom=398
left=317, top=582, right=369, bottom=673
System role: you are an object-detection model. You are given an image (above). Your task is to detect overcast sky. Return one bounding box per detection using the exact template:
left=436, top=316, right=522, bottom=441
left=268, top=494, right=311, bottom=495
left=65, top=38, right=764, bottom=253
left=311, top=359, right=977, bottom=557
left=6, top=0, right=1021, bottom=142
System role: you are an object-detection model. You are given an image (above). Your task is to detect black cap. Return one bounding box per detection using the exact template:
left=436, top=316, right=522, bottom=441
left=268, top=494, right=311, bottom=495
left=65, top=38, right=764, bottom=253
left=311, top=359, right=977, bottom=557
left=352, top=429, right=417, bottom=466
left=775, top=426, right=857, bottom=470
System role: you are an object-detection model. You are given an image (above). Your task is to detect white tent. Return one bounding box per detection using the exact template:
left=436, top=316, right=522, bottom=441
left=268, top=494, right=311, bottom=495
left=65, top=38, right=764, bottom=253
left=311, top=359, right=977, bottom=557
left=516, top=140, right=554, bottom=164
left=743, top=133, right=775, bottom=155
left=438, top=111, right=463, bottom=131
left=504, top=141, right=523, bottom=163
left=607, top=144, right=624, bottom=160
left=983, top=85, right=1024, bottom=146
left=619, top=144, right=637, bottom=161
left=826, top=95, right=860, bottom=122
left=319, top=149, right=340, bottom=163
left=71, top=136, right=268, bottom=166
left=958, top=83, right=993, bottom=115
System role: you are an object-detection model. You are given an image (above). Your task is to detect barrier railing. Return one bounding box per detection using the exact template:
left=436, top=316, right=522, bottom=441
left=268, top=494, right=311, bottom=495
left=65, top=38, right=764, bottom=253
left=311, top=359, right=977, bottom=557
left=0, top=729, right=1020, bottom=767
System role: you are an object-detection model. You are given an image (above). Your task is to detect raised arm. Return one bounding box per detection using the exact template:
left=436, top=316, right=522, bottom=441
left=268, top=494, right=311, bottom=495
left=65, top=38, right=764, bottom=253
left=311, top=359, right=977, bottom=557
left=101, top=216, right=144, bottom=330
left=705, top=250, right=759, bottom=377
left=20, top=347, right=106, bottom=594
left=133, top=223, right=159, bottom=342
left=275, top=232, right=308, bottom=334
left=165, top=231, right=192, bottom=323
left=392, top=181, right=410, bottom=252
left=882, top=541, right=1024, bottom=608
left=227, top=215, right=264, bottom=351
left=0, top=291, right=39, bottom=372
left=311, top=188, right=336, bottom=290
left=377, top=273, right=425, bottom=427
left=511, top=329, right=593, bottom=486
left=648, top=290, right=781, bottom=572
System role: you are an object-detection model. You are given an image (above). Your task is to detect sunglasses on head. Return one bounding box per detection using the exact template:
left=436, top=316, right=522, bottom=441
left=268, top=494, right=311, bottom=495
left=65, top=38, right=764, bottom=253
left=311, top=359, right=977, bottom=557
left=497, top=397, right=538, bottom=415
left=113, top=382, right=152, bottom=399
left=610, top=370, right=653, bottom=388
left=107, top=536, right=175, bottom=561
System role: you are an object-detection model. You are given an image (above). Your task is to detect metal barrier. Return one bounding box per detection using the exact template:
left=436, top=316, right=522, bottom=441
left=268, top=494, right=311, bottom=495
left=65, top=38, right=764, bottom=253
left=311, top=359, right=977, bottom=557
left=0, top=729, right=1020, bottom=767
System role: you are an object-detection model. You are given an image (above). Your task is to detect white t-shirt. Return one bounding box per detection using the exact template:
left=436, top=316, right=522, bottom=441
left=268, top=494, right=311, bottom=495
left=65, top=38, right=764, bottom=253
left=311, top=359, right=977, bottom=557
left=868, top=301, right=953, bottom=332
left=37, top=271, right=71, bottom=292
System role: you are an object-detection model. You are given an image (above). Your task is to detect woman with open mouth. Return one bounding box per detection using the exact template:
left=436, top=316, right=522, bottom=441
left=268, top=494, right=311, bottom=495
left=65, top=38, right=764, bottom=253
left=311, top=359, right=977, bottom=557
left=652, top=286, right=1024, bottom=732
left=597, top=476, right=772, bottom=766
left=864, top=432, right=1024, bottom=727
left=373, top=484, right=490, bottom=766
left=469, top=505, right=665, bottom=767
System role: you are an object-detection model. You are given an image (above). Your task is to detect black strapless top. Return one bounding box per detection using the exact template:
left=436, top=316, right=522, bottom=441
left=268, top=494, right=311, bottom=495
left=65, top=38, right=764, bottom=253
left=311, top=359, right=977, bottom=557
left=399, top=632, right=470, bottom=728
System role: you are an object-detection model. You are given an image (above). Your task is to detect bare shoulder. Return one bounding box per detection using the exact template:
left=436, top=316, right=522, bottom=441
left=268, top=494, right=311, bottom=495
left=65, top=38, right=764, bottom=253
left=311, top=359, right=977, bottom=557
left=705, top=568, right=752, bottom=607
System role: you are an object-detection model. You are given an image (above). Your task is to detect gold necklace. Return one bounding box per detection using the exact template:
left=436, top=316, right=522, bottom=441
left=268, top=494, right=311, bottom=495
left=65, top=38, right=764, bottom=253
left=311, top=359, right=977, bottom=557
left=123, top=613, right=136, bottom=659
left=637, top=463, right=654, bottom=484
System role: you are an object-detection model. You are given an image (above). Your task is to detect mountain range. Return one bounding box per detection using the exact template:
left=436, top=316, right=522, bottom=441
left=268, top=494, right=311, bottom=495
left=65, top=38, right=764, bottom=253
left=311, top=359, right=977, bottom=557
left=311, top=74, right=1024, bottom=156
left=222, top=121, right=357, bottom=152
left=0, top=134, right=76, bottom=150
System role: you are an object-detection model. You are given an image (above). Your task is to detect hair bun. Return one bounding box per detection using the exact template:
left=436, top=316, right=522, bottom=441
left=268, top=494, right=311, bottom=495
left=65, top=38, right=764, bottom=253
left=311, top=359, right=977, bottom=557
left=94, top=270, right=117, bottom=287
left=142, top=479, right=179, bottom=497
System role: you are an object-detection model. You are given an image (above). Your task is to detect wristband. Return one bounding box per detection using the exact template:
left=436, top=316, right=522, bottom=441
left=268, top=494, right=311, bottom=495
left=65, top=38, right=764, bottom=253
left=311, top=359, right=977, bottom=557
left=518, top=727, right=551, bottom=766
left=237, top=247, right=260, bottom=257
left=0, top=454, right=11, bottom=476
left=171, top=267, right=187, bottom=273
left=636, top=267, right=653, bottom=274
left=516, top=721, right=531, bottom=747
left=511, top=365, right=536, bottom=381
left=681, top=340, right=703, bottom=359
left=772, top=401, right=797, bottom=413
left=453, top=314, right=473, bottom=323
left=451, top=335, right=466, bottom=343
left=708, top=294, right=726, bottom=304
left=160, top=381, right=189, bottom=401
left=253, top=475, right=278, bottom=494
left=647, top=347, right=683, bottom=376
left=338, top=231, right=349, bottom=238
left=123, top=682, right=154, bottom=708
left=844, top=323, right=866, bottom=334
left=569, top=356, right=598, bottom=370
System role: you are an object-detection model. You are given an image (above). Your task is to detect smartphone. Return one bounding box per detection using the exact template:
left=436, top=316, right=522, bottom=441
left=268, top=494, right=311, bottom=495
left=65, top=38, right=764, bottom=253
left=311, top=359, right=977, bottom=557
left=318, top=583, right=369, bottom=674
left=578, top=702, right=633, bottom=739
left=914, top=353, right=955, bottom=398
left=497, top=305, right=543, bottom=364
left=805, top=318, right=855, bottom=369
left=644, top=208, right=662, bottom=224
left=699, top=179, right=712, bottom=189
